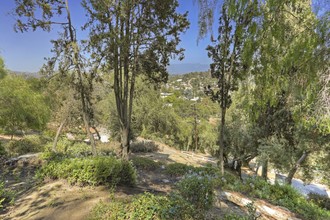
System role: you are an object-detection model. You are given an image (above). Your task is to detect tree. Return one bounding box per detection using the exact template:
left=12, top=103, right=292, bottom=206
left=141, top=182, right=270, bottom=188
left=249, top=0, right=329, bottom=183
left=0, top=57, right=6, bottom=79
left=0, top=74, right=50, bottom=138
left=83, top=0, right=189, bottom=158
left=13, top=0, right=98, bottom=154
left=204, top=0, right=258, bottom=174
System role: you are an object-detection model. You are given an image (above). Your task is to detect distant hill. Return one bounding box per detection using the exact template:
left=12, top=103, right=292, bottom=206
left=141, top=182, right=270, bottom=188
left=168, top=63, right=209, bottom=75
left=9, top=70, right=40, bottom=78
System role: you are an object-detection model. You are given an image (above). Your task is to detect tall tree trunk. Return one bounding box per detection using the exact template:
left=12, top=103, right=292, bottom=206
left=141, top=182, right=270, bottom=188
left=219, top=106, right=226, bottom=175
left=65, top=0, right=96, bottom=156
left=262, top=160, right=268, bottom=180
left=82, top=111, right=96, bottom=155
left=121, top=127, right=129, bottom=159
left=52, top=118, right=67, bottom=152
left=285, top=151, right=309, bottom=185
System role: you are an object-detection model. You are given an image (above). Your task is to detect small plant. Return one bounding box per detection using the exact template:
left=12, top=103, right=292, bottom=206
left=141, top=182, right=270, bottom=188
left=0, top=181, right=15, bottom=209
left=176, top=173, right=214, bottom=218
left=164, top=163, right=194, bottom=177
left=131, top=157, right=160, bottom=171
left=308, top=192, right=330, bottom=210
left=0, top=142, right=7, bottom=156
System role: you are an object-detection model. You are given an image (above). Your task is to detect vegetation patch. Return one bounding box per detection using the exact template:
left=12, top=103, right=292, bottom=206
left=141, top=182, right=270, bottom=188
left=219, top=175, right=330, bottom=220
left=308, top=192, right=330, bottom=211
left=163, top=163, right=195, bottom=177
left=5, top=134, right=47, bottom=156
left=0, top=181, right=15, bottom=209
left=35, top=156, right=137, bottom=187
left=130, top=157, right=161, bottom=171
left=130, top=141, right=159, bottom=153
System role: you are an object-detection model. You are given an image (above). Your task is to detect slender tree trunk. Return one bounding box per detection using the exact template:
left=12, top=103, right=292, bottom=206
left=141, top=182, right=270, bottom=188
left=262, top=160, right=268, bottom=180
left=285, top=151, right=309, bottom=185
left=65, top=0, right=96, bottom=156
left=92, top=126, right=101, bottom=140
left=82, top=111, right=96, bottom=155
left=219, top=106, right=226, bottom=175
left=121, top=127, right=129, bottom=159
left=52, top=118, right=67, bottom=152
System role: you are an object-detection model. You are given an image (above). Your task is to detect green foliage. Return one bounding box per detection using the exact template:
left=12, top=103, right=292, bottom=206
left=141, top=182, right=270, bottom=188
left=164, top=163, right=194, bottom=177
left=176, top=173, right=214, bottom=218
left=0, top=75, right=50, bottom=135
left=218, top=175, right=330, bottom=220
left=0, top=57, right=6, bottom=79
left=308, top=193, right=330, bottom=211
left=43, top=137, right=93, bottom=157
left=0, top=142, right=6, bottom=156
left=0, top=181, right=15, bottom=209
left=130, top=157, right=160, bottom=171
left=89, top=192, right=195, bottom=220
left=130, top=141, right=159, bottom=153
left=36, top=156, right=137, bottom=187
left=5, top=135, right=47, bottom=156
left=88, top=199, right=127, bottom=220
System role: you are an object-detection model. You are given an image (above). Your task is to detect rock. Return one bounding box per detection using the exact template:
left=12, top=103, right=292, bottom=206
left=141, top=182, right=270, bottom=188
left=162, top=179, right=170, bottom=183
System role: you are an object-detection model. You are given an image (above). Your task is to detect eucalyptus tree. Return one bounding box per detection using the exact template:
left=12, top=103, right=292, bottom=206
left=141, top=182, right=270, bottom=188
left=13, top=0, right=98, bottom=154
left=82, top=0, right=189, bottom=158
left=204, top=0, right=259, bottom=174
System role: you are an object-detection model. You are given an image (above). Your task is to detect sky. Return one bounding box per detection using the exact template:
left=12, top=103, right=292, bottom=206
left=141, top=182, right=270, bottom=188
left=0, top=1, right=214, bottom=73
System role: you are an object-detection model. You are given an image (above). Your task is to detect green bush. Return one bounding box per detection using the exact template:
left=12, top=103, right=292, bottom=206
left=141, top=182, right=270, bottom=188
left=176, top=173, right=214, bottom=218
left=88, top=192, right=194, bottom=220
left=88, top=200, right=127, bottom=220
left=308, top=193, right=330, bottom=211
left=0, top=142, right=6, bottom=156
left=5, top=135, right=46, bottom=156
left=36, top=156, right=137, bottom=187
left=0, top=181, right=15, bottom=209
left=217, top=175, right=330, bottom=220
left=131, top=157, right=160, bottom=171
left=130, top=141, right=159, bottom=153
left=164, top=163, right=194, bottom=177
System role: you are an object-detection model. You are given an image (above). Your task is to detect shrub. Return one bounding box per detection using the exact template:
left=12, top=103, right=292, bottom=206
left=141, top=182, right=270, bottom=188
left=308, top=193, right=330, bottom=210
left=35, top=156, right=137, bottom=187
left=0, top=142, right=6, bottom=156
left=176, top=173, right=214, bottom=218
left=88, top=200, right=127, bottom=220
left=164, top=163, right=194, bottom=177
left=131, top=157, right=160, bottom=171
left=217, top=175, right=330, bottom=220
left=0, top=181, right=15, bottom=209
left=130, top=141, right=158, bottom=153
left=88, top=192, right=194, bottom=220
left=5, top=135, right=46, bottom=156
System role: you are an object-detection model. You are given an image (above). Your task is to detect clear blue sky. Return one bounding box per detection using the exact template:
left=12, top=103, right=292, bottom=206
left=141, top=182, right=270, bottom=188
left=0, top=0, right=213, bottom=73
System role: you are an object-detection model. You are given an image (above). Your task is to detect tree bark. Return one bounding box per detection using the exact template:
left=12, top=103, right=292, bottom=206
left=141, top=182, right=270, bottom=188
left=285, top=151, right=309, bottom=185
left=219, top=106, right=226, bottom=175
left=261, top=160, right=268, bottom=180
left=121, top=127, right=129, bottom=159
left=52, top=118, right=67, bottom=152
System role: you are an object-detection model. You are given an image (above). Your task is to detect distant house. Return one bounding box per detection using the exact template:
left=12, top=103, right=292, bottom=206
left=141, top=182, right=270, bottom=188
left=176, top=79, right=183, bottom=82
